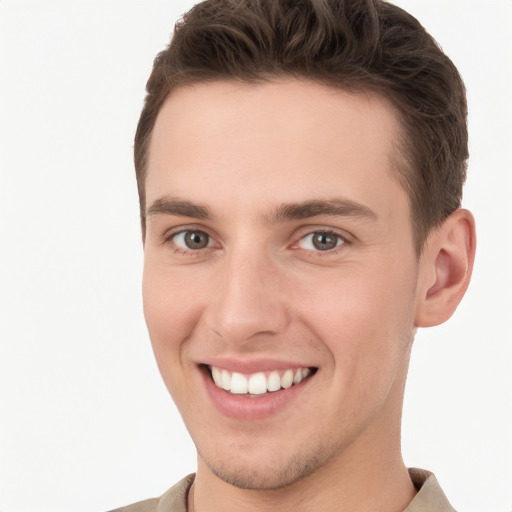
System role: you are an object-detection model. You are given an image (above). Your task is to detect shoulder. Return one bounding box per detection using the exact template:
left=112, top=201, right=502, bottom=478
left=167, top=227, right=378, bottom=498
left=106, top=497, right=159, bottom=512
left=106, top=474, right=195, bottom=512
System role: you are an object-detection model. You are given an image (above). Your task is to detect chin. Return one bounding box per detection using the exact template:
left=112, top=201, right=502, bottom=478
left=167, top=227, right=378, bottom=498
left=199, top=442, right=335, bottom=491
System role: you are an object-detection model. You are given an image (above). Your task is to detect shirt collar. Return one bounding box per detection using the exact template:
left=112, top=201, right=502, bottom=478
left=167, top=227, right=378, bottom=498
left=404, top=468, right=456, bottom=512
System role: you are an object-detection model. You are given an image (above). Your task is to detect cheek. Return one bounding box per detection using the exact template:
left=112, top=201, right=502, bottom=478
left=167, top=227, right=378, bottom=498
left=297, top=257, right=417, bottom=372
left=300, top=264, right=417, bottom=425
left=300, top=261, right=416, bottom=328
left=142, top=263, right=205, bottom=379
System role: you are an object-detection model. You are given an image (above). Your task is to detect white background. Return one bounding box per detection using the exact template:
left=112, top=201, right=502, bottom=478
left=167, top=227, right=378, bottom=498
left=0, top=1, right=511, bottom=511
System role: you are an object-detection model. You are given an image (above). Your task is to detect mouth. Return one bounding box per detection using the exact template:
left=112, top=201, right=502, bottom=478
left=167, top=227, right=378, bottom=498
left=205, top=365, right=317, bottom=397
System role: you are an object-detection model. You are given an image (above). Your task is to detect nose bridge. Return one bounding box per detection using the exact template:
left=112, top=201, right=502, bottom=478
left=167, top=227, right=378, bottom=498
left=206, top=243, right=287, bottom=344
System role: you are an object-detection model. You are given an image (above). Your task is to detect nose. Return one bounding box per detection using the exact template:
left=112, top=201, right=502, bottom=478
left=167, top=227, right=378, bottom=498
left=204, top=248, right=289, bottom=345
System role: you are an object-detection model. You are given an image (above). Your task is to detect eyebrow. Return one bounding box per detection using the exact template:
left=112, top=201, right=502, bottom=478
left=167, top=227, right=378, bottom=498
left=146, top=197, right=213, bottom=220
left=266, top=199, right=378, bottom=223
left=146, top=196, right=377, bottom=223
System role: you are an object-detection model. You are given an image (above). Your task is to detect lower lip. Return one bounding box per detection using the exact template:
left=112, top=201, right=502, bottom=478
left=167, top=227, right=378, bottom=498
left=201, top=369, right=314, bottom=421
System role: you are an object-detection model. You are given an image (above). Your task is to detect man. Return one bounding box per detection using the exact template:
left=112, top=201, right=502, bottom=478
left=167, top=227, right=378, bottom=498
left=111, top=0, right=476, bottom=510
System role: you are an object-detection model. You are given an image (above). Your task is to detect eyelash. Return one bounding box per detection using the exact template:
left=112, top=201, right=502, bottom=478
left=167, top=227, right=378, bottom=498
left=294, top=230, right=348, bottom=256
left=164, top=228, right=216, bottom=257
left=163, top=228, right=349, bottom=257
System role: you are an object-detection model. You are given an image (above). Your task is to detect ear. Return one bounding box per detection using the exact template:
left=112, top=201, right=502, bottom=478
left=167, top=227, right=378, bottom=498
left=415, top=209, right=476, bottom=327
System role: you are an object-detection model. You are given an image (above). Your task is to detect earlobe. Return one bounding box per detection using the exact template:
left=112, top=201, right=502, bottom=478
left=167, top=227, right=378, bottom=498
left=415, top=209, right=476, bottom=328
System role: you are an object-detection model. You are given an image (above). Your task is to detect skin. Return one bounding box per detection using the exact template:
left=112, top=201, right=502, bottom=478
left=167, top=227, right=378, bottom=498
left=142, top=80, right=475, bottom=512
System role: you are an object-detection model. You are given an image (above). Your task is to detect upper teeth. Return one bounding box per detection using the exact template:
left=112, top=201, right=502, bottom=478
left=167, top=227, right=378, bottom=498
left=209, top=366, right=311, bottom=395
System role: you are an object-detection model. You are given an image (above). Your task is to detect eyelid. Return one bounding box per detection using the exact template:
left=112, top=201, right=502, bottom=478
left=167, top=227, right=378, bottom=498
left=293, top=225, right=352, bottom=242
left=172, top=231, right=214, bottom=249
left=159, top=224, right=351, bottom=255
left=162, top=225, right=221, bottom=252
left=162, top=223, right=214, bottom=241
left=298, top=232, right=344, bottom=249
left=290, top=226, right=352, bottom=254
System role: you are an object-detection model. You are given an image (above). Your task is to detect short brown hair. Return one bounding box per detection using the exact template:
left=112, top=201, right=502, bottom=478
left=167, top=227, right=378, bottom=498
left=135, top=0, right=468, bottom=251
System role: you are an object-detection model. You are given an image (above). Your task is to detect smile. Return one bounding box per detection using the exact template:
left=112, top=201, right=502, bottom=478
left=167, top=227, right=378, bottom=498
left=209, top=365, right=313, bottom=396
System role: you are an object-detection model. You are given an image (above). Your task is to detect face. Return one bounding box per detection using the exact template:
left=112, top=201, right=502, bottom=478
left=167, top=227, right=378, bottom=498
left=143, top=80, right=421, bottom=490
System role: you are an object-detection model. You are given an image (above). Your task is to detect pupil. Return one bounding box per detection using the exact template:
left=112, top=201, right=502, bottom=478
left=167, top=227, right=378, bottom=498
left=185, top=231, right=208, bottom=249
left=313, top=233, right=337, bottom=250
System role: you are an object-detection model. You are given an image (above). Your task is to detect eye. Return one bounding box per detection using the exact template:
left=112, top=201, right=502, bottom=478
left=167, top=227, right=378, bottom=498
left=171, top=230, right=212, bottom=250
left=298, top=231, right=345, bottom=251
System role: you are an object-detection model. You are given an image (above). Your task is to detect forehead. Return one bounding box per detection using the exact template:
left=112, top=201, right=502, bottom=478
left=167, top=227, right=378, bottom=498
left=146, top=80, right=406, bottom=221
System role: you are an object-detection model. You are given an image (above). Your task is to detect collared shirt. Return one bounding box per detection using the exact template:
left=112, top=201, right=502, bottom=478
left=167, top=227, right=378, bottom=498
left=108, top=468, right=456, bottom=512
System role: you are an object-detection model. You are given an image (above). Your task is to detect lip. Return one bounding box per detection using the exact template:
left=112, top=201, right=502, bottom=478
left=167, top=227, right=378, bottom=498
left=199, top=360, right=317, bottom=421
left=200, top=356, right=311, bottom=374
